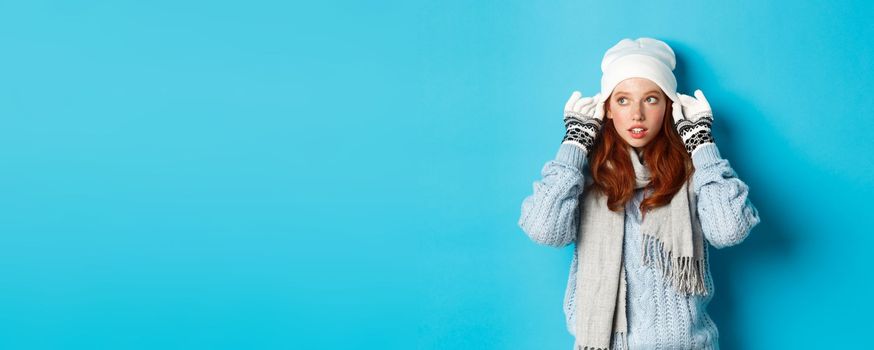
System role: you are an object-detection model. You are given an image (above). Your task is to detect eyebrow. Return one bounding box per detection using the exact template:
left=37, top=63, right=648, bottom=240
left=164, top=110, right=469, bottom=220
left=613, top=90, right=661, bottom=96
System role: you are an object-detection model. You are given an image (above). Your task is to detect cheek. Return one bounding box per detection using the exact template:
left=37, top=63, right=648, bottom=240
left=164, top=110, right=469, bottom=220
left=647, top=107, right=666, bottom=124
left=610, top=110, right=629, bottom=122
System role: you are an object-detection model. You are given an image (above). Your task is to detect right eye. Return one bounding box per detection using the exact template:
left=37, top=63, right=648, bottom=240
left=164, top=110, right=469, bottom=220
left=617, top=97, right=628, bottom=105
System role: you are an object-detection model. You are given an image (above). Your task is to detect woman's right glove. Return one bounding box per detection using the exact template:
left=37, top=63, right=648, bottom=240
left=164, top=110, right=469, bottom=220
left=561, top=91, right=605, bottom=154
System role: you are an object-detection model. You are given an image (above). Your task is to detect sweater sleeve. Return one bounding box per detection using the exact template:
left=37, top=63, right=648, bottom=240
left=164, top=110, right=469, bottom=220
left=691, top=143, right=762, bottom=249
left=518, top=143, right=588, bottom=248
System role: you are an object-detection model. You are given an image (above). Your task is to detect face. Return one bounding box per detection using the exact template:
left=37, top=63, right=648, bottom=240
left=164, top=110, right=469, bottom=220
left=605, top=77, right=668, bottom=150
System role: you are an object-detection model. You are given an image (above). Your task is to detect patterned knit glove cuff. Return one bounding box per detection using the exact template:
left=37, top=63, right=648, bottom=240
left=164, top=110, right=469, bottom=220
left=675, top=112, right=715, bottom=156
left=562, top=110, right=603, bottom=154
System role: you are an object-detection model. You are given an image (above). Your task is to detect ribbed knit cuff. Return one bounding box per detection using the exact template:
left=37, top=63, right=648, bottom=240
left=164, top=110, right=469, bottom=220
left=555, top=142, right=588, bottom=170
left=691, top=142, right=721, bottom=167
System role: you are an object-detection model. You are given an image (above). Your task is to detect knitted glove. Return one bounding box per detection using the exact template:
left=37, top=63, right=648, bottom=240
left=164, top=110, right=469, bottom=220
left=561, top=91, right=605, bottom=154
left=672, top=89, right=715, bottom=156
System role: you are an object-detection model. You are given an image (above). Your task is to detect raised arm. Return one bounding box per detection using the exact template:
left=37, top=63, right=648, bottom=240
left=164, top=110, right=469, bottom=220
left=691, top=143, right=761, bottom=249
left=674, top=90, right=761, bottom=249
left=518, top=143, right=588, bottom=247
left=519, top=91, right=605, bottom=247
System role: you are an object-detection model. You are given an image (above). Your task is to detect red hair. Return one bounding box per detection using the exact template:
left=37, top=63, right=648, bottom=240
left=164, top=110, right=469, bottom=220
left=585, top=96, right=694, bottom=219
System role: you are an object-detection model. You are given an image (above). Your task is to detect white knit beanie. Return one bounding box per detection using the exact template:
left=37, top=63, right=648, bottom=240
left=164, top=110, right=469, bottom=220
left=600, top=37, right=679, bottom=104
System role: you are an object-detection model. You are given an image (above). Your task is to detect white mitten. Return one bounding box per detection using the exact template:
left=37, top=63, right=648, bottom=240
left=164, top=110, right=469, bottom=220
left=673, top=89, right=715, bottom=156
left=562, top=91, right=605, bottom=154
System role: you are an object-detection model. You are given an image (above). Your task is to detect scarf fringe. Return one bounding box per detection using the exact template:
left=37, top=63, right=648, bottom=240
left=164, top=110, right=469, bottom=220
left=575, top=331, right=627, bottom=350
left=640, top=233, right=708, bottom=296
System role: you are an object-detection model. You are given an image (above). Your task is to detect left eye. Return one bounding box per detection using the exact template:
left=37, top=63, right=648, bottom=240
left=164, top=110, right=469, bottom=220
left=647, top=97, right=658, bottom=103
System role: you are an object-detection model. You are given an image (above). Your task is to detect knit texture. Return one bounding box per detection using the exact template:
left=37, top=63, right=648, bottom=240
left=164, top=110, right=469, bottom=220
left=518, top=142, right=761, bottom=349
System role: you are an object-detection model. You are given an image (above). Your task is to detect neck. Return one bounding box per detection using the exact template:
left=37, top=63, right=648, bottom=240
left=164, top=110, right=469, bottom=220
left=629, top=145, right=651, bottom=189
left=633, top=146, right=645, bottom=164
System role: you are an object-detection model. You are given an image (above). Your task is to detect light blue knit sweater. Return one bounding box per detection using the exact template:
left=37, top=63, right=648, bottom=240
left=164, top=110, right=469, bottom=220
left=518, top=142, right=761, bottom=349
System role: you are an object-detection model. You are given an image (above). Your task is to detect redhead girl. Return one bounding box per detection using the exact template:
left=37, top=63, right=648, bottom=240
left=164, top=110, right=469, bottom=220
left=518, top=38, right=761, bottom=349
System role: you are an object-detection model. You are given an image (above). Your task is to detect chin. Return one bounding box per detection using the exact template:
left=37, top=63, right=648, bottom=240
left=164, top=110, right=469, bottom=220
left=624, top=139, right=651, bottom=148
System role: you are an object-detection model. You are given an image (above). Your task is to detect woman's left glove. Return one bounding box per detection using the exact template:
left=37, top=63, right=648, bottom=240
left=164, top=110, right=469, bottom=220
left=672, top=89, right=715, bottom=156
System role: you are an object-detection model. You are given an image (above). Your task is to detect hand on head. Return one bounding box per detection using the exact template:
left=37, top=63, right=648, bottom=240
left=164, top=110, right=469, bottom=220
left=561, top=91, right=607, bottom=153
left=673, top=89, right=716, bottom=156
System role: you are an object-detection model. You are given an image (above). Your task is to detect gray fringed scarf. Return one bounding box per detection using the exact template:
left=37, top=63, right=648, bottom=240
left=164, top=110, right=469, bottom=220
left=573, top=146, right=708, bottom=350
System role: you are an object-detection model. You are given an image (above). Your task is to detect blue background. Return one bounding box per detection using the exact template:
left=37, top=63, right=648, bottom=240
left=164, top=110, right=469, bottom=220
left=1, top=1, right=872, bottom=349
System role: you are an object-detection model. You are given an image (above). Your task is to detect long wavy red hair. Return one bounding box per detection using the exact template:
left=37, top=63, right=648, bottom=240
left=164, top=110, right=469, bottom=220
left=584, top=94, right=694, bottom=218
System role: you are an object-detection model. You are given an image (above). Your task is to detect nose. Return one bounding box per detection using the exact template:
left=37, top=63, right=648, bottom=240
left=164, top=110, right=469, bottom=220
left=631, top=106, right=644, bottom=121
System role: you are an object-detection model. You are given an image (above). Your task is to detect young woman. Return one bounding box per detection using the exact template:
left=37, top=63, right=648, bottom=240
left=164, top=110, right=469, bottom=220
left=518, top=38, right=761, bottom=350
